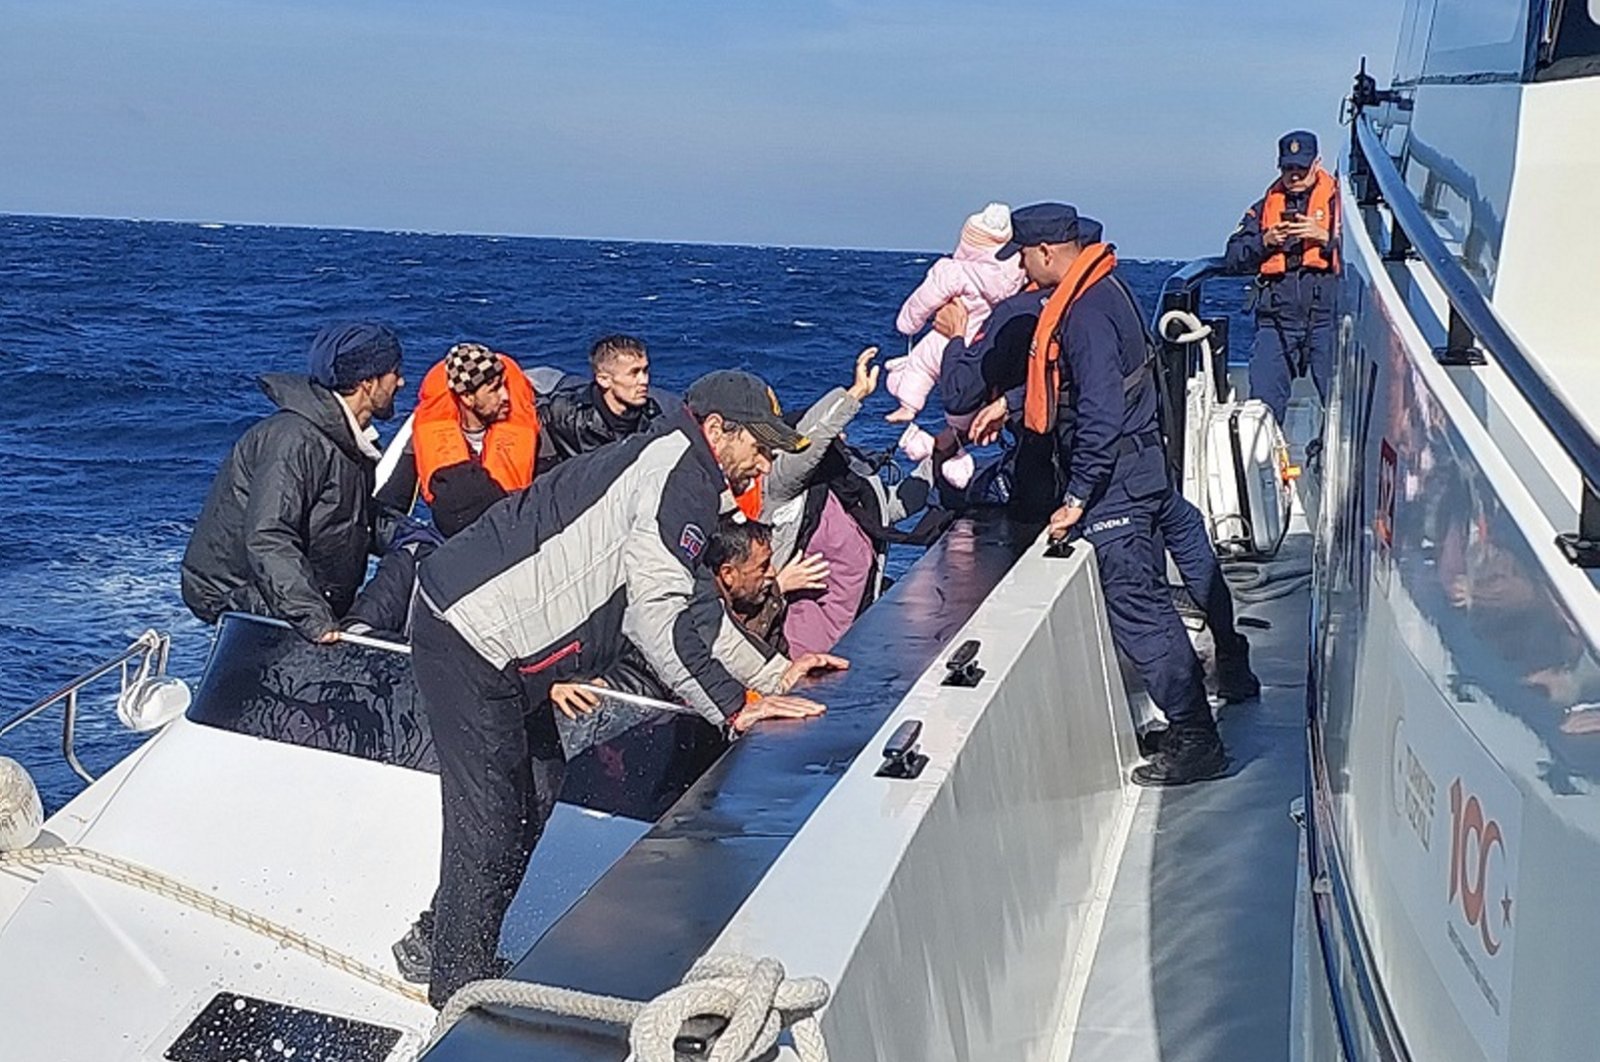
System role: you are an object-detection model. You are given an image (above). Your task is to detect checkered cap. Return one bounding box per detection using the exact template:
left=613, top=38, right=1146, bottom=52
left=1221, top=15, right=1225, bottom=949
left=444, top=343, right=504, bottom=395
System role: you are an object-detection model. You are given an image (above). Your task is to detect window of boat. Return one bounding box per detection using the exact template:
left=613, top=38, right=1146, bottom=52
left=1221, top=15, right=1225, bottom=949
left=184, top=613, right=728, bottom=821
left=1535, top=0, right=1600, bottom=79
left=1393, top=0, right=1440, bottom=85
left=1422, top=0, right=1533, bottom=79
left=186, top=613, right=435, bottom=771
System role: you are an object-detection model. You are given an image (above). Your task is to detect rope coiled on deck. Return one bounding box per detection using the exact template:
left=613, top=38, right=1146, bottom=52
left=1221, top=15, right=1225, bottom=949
left=432, top=954, right=832, bottom=1061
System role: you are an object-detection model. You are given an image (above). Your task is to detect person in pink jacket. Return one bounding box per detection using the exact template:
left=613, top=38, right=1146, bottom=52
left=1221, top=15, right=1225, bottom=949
left=888, top=202, right=1025, bottom=488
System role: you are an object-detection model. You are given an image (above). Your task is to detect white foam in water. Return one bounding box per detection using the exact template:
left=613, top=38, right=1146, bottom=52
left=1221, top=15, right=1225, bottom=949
left=792, top=320, right=816, bottom=328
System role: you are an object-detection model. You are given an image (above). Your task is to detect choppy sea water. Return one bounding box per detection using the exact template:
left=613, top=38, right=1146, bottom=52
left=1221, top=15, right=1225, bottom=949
left=0, top=214, right=1252, bottom=809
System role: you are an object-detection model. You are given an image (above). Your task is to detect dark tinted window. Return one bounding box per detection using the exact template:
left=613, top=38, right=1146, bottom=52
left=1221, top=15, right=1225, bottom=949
left=186, top=614, right=725, bottom=821
left=1536, top=0, right=1600, bottom=78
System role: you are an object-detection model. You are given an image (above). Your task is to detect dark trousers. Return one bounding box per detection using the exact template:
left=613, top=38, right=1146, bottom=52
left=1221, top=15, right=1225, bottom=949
left=1157, top=489, right=1246, bottom=659
left=1249, top=308, right=1334, bottom=425
left=1084, top=499, right=1210, bottom=728
left=413, top=607, right=566, bottom=1008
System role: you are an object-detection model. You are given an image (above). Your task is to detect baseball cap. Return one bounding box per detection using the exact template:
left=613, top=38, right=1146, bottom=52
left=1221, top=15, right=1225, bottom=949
left=997, top=203, right=1082, bottom=259
left=685, top=370, right=809, bottom=453
left=1278, top=131, right=1318, bottom=169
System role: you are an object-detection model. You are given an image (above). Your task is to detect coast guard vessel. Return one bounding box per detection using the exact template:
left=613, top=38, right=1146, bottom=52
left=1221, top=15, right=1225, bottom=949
left=3, top=1, right=1599, bottom=1058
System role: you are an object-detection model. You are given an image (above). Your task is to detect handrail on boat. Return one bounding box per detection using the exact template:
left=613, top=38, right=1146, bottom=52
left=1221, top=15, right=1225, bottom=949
left=0, top=630, right=174, bottom=784
left=1346, top=98, right=1600, bottom=567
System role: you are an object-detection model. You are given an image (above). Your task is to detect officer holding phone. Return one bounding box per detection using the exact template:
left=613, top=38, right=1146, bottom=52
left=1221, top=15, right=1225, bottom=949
left=1224, top=130, right=1340, bottom=427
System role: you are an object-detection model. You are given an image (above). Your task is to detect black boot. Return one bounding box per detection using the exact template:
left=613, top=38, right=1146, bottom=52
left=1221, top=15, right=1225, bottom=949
left=1131, top=724, right=1230, bottom=787
left=393, top=908, right=434, bottom=984
left=1214, top=639, right=1261, bottom=704
left=1136, top=726, right=1168, bottom=758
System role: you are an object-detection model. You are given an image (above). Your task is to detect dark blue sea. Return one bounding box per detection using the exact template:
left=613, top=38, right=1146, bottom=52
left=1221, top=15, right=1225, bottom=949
left=0, top=214, right=1250, bottom=810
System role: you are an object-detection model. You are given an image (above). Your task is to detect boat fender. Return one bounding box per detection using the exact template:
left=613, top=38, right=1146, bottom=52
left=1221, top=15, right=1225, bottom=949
left=116, top=677, right=192, bottom=732
left=0, top=757, right=43, bottom=852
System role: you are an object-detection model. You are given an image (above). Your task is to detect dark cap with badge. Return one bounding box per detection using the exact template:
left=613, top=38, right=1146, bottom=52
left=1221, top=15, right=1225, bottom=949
left=1278, top=130, right=1318, bottom=169
left=685, top=369, right=810, bottom=453
left=998, top=203, right=1087, bottom=259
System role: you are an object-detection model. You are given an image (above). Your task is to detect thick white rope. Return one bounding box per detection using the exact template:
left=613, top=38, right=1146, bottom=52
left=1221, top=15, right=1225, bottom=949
left=432, top=953, right=831, bottom=1061
left=0, top=844, right=429, bottom=1005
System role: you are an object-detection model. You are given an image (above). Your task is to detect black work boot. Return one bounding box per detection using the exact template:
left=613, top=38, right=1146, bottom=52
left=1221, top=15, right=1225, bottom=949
left=1214, top=639, right=1261, bottom=704
left=393, top=908, right=434, bottom=984
left=1136, top=726, right=1168, bottom=758
left=1131, top=724, right=1230, bottom=787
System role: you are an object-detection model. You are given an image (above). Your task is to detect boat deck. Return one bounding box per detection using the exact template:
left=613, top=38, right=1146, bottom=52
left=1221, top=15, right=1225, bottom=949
left=1061, top=535, right=1311, bottom=1062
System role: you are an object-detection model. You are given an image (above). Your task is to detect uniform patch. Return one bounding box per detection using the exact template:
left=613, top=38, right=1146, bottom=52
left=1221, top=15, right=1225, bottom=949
left=679, top=523, right=707, bottom=560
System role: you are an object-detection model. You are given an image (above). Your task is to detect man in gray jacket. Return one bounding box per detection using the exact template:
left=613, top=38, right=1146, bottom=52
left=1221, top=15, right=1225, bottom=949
left=180, top=323, right=405, bottom=642
left=413, top=368, right=846, bottom=1005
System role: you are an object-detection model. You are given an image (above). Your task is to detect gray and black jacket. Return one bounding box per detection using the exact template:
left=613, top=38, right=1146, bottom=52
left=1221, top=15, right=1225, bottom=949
left=416, top=409, right=788, bottom=723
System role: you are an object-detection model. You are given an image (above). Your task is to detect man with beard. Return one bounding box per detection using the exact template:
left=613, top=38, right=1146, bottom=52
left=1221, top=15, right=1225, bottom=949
left=413, top=368, right=845, bottom=1004
left=706, top=515, right=789, bottom=654
left=181, top=322, right=406, bottom=643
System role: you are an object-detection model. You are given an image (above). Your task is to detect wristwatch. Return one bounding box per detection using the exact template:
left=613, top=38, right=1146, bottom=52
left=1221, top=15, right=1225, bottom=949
left=1063, top=493, right=1086, bottom=511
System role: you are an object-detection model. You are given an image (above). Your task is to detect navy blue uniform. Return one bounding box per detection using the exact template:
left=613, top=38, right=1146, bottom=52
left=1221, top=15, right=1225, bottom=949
left=1225, top=194, right=1336, bottom=424
left=1055, top=274, right=1211, bottom=728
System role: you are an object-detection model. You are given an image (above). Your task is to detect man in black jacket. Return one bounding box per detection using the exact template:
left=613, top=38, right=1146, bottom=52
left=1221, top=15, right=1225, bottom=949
left=535, top=334, right=666, bottom=471
left=415, top=368, right=846, bottom=1005
left=180, top=322, right=405, bottom=643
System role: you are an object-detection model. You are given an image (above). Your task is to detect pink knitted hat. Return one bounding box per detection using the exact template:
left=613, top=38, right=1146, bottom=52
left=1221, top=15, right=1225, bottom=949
left=959, top=202, right=1012, bottom=250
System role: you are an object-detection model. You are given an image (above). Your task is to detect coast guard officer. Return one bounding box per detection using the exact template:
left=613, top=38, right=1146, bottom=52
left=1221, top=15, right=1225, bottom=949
left=1225, top=130, right=1339, bottom=426
left=1003, top=203, right=1229, bottom=786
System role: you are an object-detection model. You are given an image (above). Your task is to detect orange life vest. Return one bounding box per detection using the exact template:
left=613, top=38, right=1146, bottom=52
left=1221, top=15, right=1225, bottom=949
left=734, top=478, right=763, bottom=521
left=1023, top=243, right=1119, bottom=434
left=413, top=354, right=540, bottom=503
left=1259, top=167, right=1339, bottom=276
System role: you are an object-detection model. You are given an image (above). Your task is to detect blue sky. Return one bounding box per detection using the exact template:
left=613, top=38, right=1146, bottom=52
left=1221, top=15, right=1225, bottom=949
left=0, top=0, right=1403, bottom=258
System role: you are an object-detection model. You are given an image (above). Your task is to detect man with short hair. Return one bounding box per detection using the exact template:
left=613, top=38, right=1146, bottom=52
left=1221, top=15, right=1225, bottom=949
left=181, top=322, right=405, bottom=643
left=413, top=368, right=846, bottom=1004
left=1225, top=130, right=1339, bottom=425
left=706, top=515, right=789, bottom=654
left=410, top=342, right=540, bottom=503
left=996, top=203, right=1228, bottom=786
left=536, top=333, right=664, bottom=470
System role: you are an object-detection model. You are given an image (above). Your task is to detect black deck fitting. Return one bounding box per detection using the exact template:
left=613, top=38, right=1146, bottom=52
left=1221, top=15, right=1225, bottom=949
left=876, top=719, right=928, bottom=780
left=941, top=639, right=985, bottom=687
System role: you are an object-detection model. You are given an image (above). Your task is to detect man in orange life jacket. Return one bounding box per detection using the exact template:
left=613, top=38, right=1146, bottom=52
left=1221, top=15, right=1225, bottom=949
left=999, top=202, right=1229, bottom=786
left=1225, top=130, right=1339, bottom=426
left=410, top=342, right=540, bottom=505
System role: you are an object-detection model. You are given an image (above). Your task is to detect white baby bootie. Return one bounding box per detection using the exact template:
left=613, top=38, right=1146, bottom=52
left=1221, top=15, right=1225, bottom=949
left=898, top=424, right=936, bottom=462
left=941, top=450, right=976, bottom=490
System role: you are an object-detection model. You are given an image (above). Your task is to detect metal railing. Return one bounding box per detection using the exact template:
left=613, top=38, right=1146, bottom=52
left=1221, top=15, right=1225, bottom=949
left=1347, top=102, right=1600, bottom=566
left=0, top=630, right=174, bottom=784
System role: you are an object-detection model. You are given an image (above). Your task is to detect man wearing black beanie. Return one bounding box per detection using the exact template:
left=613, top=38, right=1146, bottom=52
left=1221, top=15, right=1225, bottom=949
left=181, top=322, right=406, bottom=642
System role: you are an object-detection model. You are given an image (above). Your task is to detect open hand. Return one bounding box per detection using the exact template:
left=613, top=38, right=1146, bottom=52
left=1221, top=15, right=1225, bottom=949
left=731, top=693, right=827, bottom=733
left=969, top=395, right=1009, bottom=445
left=551, top=678, right=607, bottom=720
left=779, top=651, right=849, bottom=692
left=777, top=552, right=831, bottom=593
left=847, top=346, right=881, bottom=400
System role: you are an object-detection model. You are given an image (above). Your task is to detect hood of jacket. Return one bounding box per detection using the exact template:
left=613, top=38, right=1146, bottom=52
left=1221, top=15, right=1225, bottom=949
left=258, top=373, right=375, bottom=464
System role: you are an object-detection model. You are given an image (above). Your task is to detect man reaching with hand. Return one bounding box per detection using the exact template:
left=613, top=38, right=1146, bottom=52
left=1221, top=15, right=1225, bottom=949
left=411, top=368, right=846, bottom=1005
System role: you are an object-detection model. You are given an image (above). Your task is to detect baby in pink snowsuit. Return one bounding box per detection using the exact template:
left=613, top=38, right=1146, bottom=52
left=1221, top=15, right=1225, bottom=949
left=888, top=202, right=1025, bottom=488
